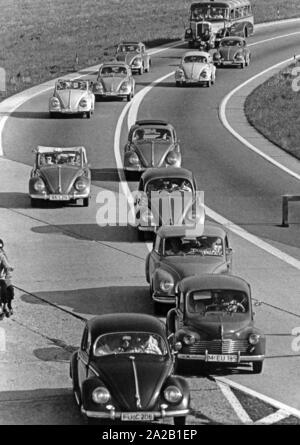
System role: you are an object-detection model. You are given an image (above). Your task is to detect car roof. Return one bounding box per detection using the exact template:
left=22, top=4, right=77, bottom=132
left=34, top=146, right=85, bottom=154
left=88, top=313, right=166, bottom=342
left=183, top=51, right=210, bottom=58
left=157, top=222, right=226, bottom=239
left=135, top=119, right=169, bottom=127
left=179, top=274, right=250, bottom=295
left=141, top=167, right=194, bottom=183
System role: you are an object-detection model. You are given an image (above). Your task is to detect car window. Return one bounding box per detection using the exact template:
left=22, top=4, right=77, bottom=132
left=133, top=128, right=172, bottom=142
left=221, top=39, right=242, bottom=47
left=40, top=151, right=81, bottom=166
left=183, top=56, right=207, bottom=64
left=100, top=66, right=127, bottom=76
left=187, top=290, right=249, bottom=314
left=93, top=332, right=168, bottom=357
left=164, top=236, right=223, bottom=256
left=146, top=178, right=193, bottom=195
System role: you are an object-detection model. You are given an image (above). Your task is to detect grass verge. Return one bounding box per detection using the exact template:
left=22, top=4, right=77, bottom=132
left=0, top=0, right=299, bottom=98
left=244, top=62, right=300, bottom=160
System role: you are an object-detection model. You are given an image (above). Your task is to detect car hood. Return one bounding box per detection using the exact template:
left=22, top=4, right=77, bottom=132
left=55, top=90, right=86, bottom=109
left=99, top=76, right=127, bottom=92
left=116, top=52, right=140, bottom=65
left=148, top=191, right=194, bottom=226
left=182, top=63, right=208, bottom=80
left=219, top=47, right=242, bottom=61
left=161, top=255, right=226, bottom=280
left=40, top=166, right=82, bottom=194
left=133, top=141, right=173, bottom=167
left=94, top=355, right=172, bottom=410
left=186, top=314, right=251, bottom=338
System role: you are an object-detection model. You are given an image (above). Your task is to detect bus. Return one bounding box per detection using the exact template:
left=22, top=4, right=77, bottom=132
left=185, top=0, right=254, bottom=48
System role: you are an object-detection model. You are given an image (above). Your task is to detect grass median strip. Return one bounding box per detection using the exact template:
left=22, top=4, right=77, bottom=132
left=244, top=62, right=300, bottom=160
left=0, top=0, right=299, bottom=98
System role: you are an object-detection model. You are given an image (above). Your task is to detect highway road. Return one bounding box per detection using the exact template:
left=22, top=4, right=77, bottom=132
left=0, top=20, right=300, bottom=424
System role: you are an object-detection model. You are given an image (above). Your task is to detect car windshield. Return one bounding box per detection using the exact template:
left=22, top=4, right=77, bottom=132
left=93, top=332, right=168, bottom=357
left=191, top=6, right=228, bottom=21
left=39, top=151, right=81, bottom=166
left=133, top=128, right=172, bottom=142
left=56, top=80, right=87, bottom=90
left=146, top=178, right=193, bottom=195
left=184, top=55, right=207, bottom=64
left=164, top=236, right=223, bottom=256
left=221, top=39, right=243, bottom=47
left=118, top=44, right=140, bottom=53
left=99, top=65, right=127, bottom=76
left=188, top=290, right=249, bottom=314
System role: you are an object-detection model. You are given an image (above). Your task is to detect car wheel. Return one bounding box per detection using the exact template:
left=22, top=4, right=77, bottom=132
left=86, top=110, right=91, bottom=119
left=252, top=361, right=263, bottom=374
left=83, top=197, right=89, bottom=207
left=127, top=93, right=132, bottom=102
left=173, top=416, right=186, bottom=426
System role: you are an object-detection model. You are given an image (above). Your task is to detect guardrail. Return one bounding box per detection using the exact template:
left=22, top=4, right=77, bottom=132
left=282, top=195, right=300, bottom=227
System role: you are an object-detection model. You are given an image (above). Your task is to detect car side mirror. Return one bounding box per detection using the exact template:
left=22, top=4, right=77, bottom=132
left=226, top=247, right=233, bottom=255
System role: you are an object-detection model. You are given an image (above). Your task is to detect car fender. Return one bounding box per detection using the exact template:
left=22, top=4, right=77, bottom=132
left=145, top=252, right=151, bottom=283
left=81, top=376, right=106, bottom=410
left=153, top=266, right=180, bottom=292
left=163, top=375, right=190, bottom=410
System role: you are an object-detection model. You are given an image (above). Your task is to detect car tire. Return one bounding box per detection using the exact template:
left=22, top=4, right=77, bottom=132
left=127, top=93, right=132, bottom=102
left=176, top=81, right=181, bottom=87
left=173, top=416, right=186, bottom=426
left=86, top=111, right=91, bottom=119
left=252, top=361, right=263, bottom=374
left=83, top=197, right=89, bottom=207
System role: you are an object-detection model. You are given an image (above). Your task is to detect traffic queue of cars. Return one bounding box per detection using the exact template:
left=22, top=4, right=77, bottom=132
left=27, top=38, right=263, bottom=424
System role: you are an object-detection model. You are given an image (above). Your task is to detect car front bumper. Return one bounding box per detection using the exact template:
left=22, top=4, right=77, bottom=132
left=152, top=292, right=176, bottom=304
left=30, top=192, right=90, bottom=201
left=215, top=60, right=243, bottom=66
left=81, top=406, right=189, bottom=420
left=177, top=353, right=265, bottom=362
left=49, top=107, right=90, bottom=114
left=94, top=90, right=131, bottom=98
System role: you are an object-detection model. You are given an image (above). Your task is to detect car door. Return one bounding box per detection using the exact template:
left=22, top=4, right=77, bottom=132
left=77, top=325, right=90, bottom=388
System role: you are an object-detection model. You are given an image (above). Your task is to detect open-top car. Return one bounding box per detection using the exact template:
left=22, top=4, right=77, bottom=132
left=124, top=120, right=181, bottom=173
left=135, top=168, right=202, bottom=238
left=49, top=79, right=95, bottom=118
left=167, top=275, right=266, bottom=374
left=115, top=41, right=151, bottom=75
left=213, top=36, right=251, bottom=68
left=146, top=224, right=233, bottom=312
left=29, top=146, right=91, bottom=207
left=93, top=62, right=135, bottom=101
left=175, top=51, right=216, bottom=87
left=70, top=313, right=190, bottom=425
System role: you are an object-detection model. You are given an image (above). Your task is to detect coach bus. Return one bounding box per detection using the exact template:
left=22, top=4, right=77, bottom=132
left=185, top=0, right=254, bottom=48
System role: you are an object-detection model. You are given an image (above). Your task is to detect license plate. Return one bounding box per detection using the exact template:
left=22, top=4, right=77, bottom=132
left=121, top=413, right=154, bottom=421
left=207, top=354, right=238, bottom=363
left=49, top=194, right=70, bottom=201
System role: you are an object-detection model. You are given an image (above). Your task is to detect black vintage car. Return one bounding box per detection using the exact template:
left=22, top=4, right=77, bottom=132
left=167, top=275, right=266, bottom=374
left=70, top=313, right=190, bottom=424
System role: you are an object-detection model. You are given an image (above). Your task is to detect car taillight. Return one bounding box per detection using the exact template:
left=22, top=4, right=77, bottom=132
left=163, top=386, right=183, bottom=404
left=79, top=99, right=87, bottom=107
left=33, top=178, right=46, bottom=192
left=166, top=152, right=178, bottom=165
left=75, top=177, right=88, bottom=191
left=92, top=387, right=111, bottom=404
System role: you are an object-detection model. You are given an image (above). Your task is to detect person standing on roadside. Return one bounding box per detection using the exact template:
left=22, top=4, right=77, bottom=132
left=0, top=239, right=14, bottom=318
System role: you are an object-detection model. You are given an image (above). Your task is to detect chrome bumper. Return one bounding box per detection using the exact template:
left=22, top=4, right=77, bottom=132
left=30, top=192, right=89, bottom=201
left=177, top=353, right=265, bottom=362
left=152, top=292, right=176, bottom=304
left=137, top=225, right=157, bottom=232
left=81, top=406, right=189, bottom=420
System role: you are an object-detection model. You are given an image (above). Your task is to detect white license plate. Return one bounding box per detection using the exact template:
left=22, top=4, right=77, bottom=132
left=207, top=354, right=238, bottom=363
left=121, top=413, right=154, bottom=421
left=49, top=194, right=70, bottom=201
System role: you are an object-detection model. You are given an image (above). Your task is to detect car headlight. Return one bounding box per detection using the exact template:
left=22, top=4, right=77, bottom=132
left=249, top=334, right=260, bottom=345
left=74, top=177, right=88, bottom=191
left=200, top=70, right=209, bottom=78
left=94, top=83, right=103, bottom=91
left=92, top=387, right=111, bottom=404
left=50, top=97, right=60, bottom=107
left=166, top=152, right=179, bottom=165
left=159, top=279, right=174, bottom=292
left=120, top=82, right=130, bottom=91
left=163, top=386, right=183, bottom=404
left=214, top=53, right=221, bottom=60
left=183, top=334, right=196, bottom=345
left=132, top=58, right=141, bottom=66
left=235, top=54, right=244, bottom=60
left=33, top=178, right=46, bottom=192
left=128, top=152, right=140, bottom=165
left=79, top=99, right=88, bottom=107
left=140, top=209, right=154, bottom=224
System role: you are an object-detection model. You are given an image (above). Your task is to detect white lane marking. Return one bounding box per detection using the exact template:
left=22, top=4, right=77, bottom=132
left=219, top=55, right=300, bottom=182
left=249, top=31, right=300, bottom=47
left=255, top=409, right=290, bottom=425
left=255, top=18, right=300, bottom=28
left=217, top=381, right=253, bottom=424
left=215, top=377, right=300, bottom=420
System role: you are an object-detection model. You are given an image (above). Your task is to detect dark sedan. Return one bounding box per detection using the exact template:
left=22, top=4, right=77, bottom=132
left=213, top=36, right=251, bottom=68
left=70, top=313, right=190, bottom=425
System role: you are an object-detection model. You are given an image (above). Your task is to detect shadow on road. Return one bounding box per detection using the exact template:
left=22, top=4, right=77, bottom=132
left=0, top=192, right=31, bottom=209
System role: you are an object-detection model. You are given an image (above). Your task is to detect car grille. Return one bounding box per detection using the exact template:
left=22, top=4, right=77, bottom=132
left=185, top=339, right=250, bottom=354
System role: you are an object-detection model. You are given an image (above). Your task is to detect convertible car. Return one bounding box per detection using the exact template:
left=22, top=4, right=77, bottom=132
left=70, top=313, right=190, bottom=425
left=124, top=120, right=181, bottom=173
left=115, top=41, right=151, bottom=75
left=135, top=167, right=202, bottom=238
left=146, top=224, right=233, bottom=312
left=166, top=275, right=265, bottom=374
left=175, top=51, right=216, bottom=87
left=213, top=37, right=251, bottom=68
left=29, top=146, right=91, bottom=207
left=93, top=62, right=135, bottom=101
left=49, top=79, right=95, bottom=118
